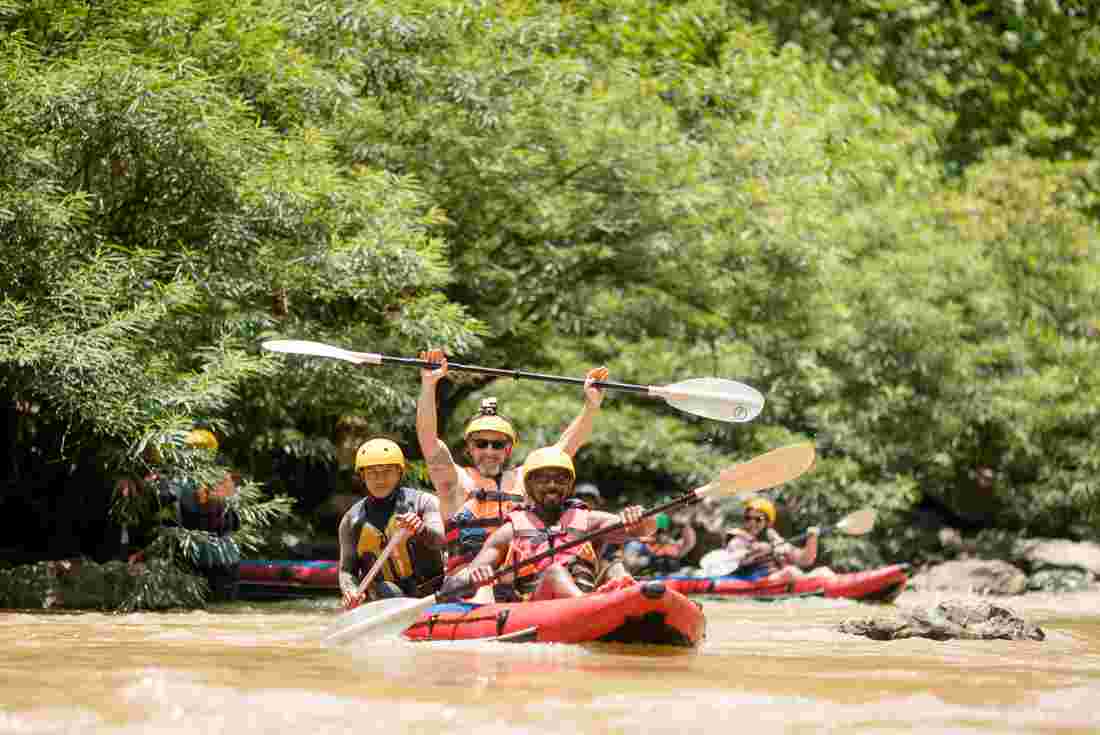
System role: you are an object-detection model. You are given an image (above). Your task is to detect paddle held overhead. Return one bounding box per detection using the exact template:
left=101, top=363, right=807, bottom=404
left=261, top=339, right=764, bottom=424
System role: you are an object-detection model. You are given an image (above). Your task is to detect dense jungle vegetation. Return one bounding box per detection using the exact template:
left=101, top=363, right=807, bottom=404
left=2, top=0, right=1098, bottom=574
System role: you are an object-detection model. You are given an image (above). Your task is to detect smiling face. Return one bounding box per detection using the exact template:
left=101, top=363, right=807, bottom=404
left=742, top=510, right=770, bottom=538
left=465, top=430, right=513, bottom=477
left=524, top=467, right=575, bottom=512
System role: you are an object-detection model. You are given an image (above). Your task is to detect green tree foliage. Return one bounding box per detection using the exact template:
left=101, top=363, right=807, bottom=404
left=733, top=0, right=1100, bottom=168
left=2, top=0, right=1098, bottom=584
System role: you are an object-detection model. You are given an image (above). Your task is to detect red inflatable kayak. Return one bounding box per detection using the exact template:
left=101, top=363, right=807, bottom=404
left=655, top=564, right=909, bottom=603
left=402, top=581, right=705, bottom=647
left=238, top=560, right=340, bottom=598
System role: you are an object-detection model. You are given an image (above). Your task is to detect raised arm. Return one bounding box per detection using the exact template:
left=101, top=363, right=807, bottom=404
left=786, top=529, right=820, bottom=569
left=417, top=348, right=463, bottom=517
left=676, top=523, right=697, bottom=559
left=417, top=493, right=447, bottom=550
left=555, top=366, right=609, bottom=457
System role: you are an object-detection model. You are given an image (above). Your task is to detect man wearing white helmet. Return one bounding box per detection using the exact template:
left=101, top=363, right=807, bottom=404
left=442, top=446, right=655, bottom=602
left=337, top=438, right=446, bottom=609
left=417, top=348, right=609, bottom=598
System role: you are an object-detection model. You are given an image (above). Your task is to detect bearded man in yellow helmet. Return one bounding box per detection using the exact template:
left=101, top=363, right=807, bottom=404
left=337, top=438, right=446, bottom=609
left=441, top=446, right=655, bottom=602
left=417, top=347, right=609, bottom=600
left=723, top=497, right=832, bottom=581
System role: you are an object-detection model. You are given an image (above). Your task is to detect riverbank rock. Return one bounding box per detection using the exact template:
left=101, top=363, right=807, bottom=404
left=0, top=558, right=207, bottom=611
left=1026, top=567, right=1095, bottom=593
left=1015, top=539, right=1100, bottom=577
left=838, top=600, right=1045, bottom=641
left=909, top=559, right=1028, bottom=595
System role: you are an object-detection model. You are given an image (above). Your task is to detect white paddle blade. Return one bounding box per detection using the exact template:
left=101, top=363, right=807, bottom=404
left=699, top=549, right=746, bottom=577
left=322, top=595, right=437, bottom=646
left=323, top=596, right=418, bottom=642
left=653, top=378, right=765, bottom=423
left=262, top=340, right=382, bottom=365
left=699, top=443, right=816, bottom=500
left=837, top=508, right=876, bottom=536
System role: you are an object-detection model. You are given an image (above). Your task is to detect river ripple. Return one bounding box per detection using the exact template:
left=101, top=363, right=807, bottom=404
left=1, top=589, right=1098, bottom=734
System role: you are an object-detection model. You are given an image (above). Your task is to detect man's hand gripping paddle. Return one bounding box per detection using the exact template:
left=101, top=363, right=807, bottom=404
left=321, top=443, right=816, bottom=645
left=262, top=340, right=764, bottom=424
left=342, top=529, right=411, bottom=611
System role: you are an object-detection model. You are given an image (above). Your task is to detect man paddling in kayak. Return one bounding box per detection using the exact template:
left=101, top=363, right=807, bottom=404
left=417, top=347, right=609, bottom=599
left=724, top=497, right=834, bottom=580
left=337, top=438, right=447, bottom=609
left=441, top=446, right=655, bottom=601
left=623, top=512, right=697, bottom=576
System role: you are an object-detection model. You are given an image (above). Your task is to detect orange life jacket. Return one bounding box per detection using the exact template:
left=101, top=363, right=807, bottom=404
left=503, top=505, right=598, bottom=596
left=444, top=467, right=525, bottom=574
left=650, top=542, right=683, bottom=559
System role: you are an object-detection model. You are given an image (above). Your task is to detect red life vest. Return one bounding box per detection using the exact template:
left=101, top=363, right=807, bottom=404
left=503, top=506, right=598, bottom=596
left=443, top=467, right=525, bottom=574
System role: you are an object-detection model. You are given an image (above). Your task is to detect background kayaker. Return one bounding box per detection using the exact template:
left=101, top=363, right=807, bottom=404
left=115, top=428, right=244, bottom=599
left=724, top=497, right=834, bottom=581
left=622, top=512, right=697, bottom=577
left=440, top=446, right=654, bottom=602
left=337, top=438, right=446, bottom=609
left=417, top=347, right=609, bottom=600
left=574, top=483, right=603, bottom=509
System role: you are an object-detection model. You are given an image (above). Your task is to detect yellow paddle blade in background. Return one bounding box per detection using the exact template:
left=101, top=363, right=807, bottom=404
left=697, top=443, right=817, bottom=500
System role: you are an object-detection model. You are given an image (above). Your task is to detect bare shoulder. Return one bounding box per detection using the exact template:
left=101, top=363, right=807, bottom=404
left=338, top=498, right=363, bottom=529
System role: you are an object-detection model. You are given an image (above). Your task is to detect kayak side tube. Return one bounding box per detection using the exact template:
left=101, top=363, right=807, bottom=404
left=402, top=581, right=705, bottom=647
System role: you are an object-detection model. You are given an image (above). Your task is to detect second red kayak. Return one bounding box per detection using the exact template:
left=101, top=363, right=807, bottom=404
left=402, top=580, right=705, bottom=647
left=652, top=564, right=909, bottom=603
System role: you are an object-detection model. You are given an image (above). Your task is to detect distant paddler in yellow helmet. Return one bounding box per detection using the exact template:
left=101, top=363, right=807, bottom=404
left=336, top=438, right=446, bottom=609
left=441, top=446, right=654, bottom=602
left=724, top=497, right=832, bottom=581
left=417, top=347, right=610, bottom=600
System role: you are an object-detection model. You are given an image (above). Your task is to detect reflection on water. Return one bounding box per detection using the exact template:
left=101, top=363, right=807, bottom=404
left=2, top=590, right=1100, bottom=734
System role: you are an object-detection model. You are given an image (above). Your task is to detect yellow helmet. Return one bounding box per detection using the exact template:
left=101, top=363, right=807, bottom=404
left=355, top=438, right=406, bottom=472
left=184, top=429, right=219, bottom=451
left=463, top=397, right=518, bottom=444
left=745, top=497, right=776, bottom=525
left=522, top=446, right=575, bottom=484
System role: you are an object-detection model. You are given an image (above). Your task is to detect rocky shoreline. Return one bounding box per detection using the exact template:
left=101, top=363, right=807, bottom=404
left=907, top=536, right=1100, bottom=595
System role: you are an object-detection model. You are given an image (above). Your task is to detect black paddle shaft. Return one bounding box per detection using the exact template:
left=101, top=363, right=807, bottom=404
left=787, top=526, right=834, bottom=545
left=380, top=356, right=651, bottom=395
left=442, top=490, right=702, bottom=601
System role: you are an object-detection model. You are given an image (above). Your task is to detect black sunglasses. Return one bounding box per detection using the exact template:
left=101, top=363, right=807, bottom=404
left=472, top=439, right=510, bottom=450
left=744, top=513, right=768, bottom=522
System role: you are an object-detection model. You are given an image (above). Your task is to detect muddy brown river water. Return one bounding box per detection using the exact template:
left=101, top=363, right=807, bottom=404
left=2, top=589, right=1099, bottom=734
